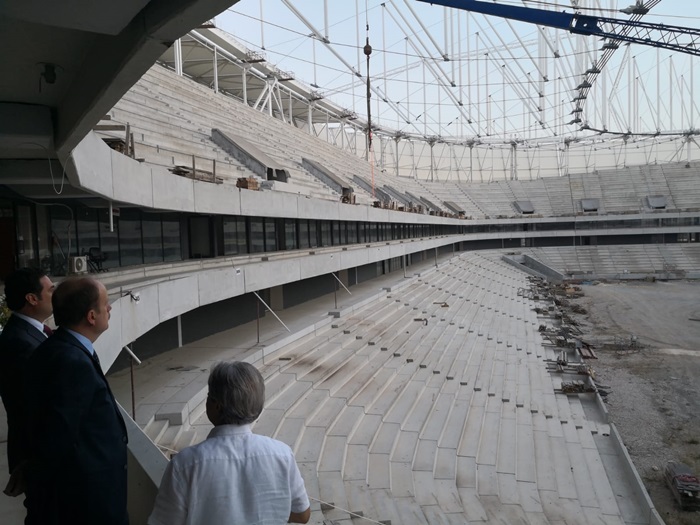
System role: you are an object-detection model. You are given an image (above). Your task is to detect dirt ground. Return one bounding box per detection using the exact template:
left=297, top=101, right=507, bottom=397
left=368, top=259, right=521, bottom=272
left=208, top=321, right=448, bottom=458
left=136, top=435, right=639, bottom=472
left=566, top=280, right=700, bottom=525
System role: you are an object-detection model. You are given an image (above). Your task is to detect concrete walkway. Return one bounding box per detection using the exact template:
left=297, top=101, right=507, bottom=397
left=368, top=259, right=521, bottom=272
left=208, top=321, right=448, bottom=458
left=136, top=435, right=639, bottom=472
left=107, top=256, right=450, bottom=432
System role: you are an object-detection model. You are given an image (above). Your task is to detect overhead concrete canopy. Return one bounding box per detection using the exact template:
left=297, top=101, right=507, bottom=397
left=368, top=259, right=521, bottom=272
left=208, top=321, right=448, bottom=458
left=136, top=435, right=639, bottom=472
left=0, top=0, right=241, bottom=162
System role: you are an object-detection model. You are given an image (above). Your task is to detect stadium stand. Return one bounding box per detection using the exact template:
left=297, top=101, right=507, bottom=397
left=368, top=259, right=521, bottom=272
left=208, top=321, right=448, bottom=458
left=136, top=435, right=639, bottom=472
left=107, top=250, right=664, bottom=524
left=3, top=4, right=698, bottom=523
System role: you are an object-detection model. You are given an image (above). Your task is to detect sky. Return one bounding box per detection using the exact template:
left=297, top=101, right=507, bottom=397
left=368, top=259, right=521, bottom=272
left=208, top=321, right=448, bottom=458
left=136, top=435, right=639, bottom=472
left=213, top=1, right=700, bottom=144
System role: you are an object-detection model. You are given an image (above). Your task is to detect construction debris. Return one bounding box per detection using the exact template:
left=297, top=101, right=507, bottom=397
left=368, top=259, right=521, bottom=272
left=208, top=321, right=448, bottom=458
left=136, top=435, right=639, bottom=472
left=236, top=176, right=259, bottom=190
left=559, top=381, right=596, bottom=394
left=665, top=461, right=700, bottom=511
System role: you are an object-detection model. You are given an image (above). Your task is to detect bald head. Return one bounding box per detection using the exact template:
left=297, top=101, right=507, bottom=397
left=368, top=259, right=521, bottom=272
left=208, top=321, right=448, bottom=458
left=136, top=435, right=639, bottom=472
left=52, top=277, right=111, bottom=341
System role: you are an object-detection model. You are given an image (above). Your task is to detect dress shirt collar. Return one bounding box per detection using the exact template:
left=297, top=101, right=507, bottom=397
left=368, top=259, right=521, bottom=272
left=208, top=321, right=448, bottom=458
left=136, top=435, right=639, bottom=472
left=12, top=312, right=46, bottom=335
left=64, top=328, right=95, bottom=355
left=207, top=424, right=253, bottom=439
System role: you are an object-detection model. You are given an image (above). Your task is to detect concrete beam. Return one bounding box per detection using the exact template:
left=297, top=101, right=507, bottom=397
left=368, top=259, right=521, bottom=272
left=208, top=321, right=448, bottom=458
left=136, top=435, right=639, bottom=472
left=56, top=0, right=244, bottom=155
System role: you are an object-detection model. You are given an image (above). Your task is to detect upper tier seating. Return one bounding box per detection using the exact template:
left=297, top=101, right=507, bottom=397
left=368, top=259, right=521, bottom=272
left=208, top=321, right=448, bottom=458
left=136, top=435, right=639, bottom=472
left=527, top=243, right=700, bottom=277
left=101, top=63, right=700, bottom=218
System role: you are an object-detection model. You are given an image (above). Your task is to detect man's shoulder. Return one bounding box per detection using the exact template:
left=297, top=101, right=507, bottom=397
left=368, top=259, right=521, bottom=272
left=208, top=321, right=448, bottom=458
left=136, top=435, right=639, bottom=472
left=0, top=315, right=27, bottom=338
left=0, top=317, right=38, bottom=351
left=34, top=331, right=90, bottom=363
left=174, top=431, right=293, bottom=463
left=248, top=433, right=295, bottom=456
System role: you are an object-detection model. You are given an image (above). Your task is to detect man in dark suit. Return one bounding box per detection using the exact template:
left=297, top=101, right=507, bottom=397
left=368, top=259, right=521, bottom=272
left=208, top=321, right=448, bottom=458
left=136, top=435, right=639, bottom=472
left=24, top=277, right=128, bottom=525
left=0, top=268, right=55, bottom=497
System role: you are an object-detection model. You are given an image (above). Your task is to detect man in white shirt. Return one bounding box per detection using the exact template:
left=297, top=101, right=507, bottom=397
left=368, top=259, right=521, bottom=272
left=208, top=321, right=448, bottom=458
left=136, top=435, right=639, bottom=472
left=149, top=361, right=311, bottom=525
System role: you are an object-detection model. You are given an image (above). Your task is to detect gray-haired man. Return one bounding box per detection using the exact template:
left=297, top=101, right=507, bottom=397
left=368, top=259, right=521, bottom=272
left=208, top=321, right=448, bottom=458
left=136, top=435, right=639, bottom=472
left=148, top=361, right=311, bottom=524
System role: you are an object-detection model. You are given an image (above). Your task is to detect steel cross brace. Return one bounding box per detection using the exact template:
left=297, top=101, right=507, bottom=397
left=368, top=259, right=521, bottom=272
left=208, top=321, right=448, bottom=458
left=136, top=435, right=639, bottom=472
left=417, top=0, right=700, bottom=57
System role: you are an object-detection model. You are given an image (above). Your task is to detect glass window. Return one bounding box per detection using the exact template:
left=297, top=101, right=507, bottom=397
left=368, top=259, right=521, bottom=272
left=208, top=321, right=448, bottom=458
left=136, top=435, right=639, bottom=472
left=48, top=206, right=74, bottom=275
left=284, top=220, right=297, bottom=250
left=143, top=214, right=163, bottom=263
left=15, top=205, right=36, bottom=268
left=298, top=220, right=309, bottom=249
left=320, top=221, right=331, bottom=247
left=264, top=218, right=277, bottom=252
left=249, top=217, right=265, bottom=253
left=162, top=214, right=182, bottom=262
left=76, top=207, right=99, bottom=257
left=36, top=206, right=51, bottom=273
left=358, top=222, right=366, bottom=243
left=331, top=221, right=340, bottom=246
left=189, top=217, right=211, bottom=258
left=340, top=222, right=347, bottom=245
left=370, top=223, right=378, bottom=242
left=223, top=217, right=240, bottom=255
left=97, top=209, right=119, bottom=269
left=235, top=217, right=248, bottom=254
left=348, top=222, right=363, bottom=244
left=119, top=209, right=143, bottom=266
left=309, top=220, right=318, bottom=248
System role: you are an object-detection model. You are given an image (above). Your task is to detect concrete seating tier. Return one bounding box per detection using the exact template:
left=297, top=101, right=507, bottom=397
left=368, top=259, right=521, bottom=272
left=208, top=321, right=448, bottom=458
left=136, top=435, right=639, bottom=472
left=105, top=67, right=340, bottom=200
left=137, top=251, right=646, bottom=524
left=109, top=63, right=700, bottom=218
left=141, top=67, right=380, bottom=202
left=526, top=244, right=700, bottom=277
left=506, top=179, right=555, bottom=217
left=663, top=162, right=700, bottom=210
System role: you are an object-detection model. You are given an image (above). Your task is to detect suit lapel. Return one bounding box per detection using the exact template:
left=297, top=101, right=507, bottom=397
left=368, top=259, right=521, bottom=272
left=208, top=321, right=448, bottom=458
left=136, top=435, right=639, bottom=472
left=10, top=315, right=45, bottom=345
left=55, top=329, right=127, bottom=433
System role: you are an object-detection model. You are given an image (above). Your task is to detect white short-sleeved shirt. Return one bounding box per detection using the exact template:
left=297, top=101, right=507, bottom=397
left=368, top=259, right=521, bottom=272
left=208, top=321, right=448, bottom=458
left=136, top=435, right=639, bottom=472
left=148, top=424, right=310, bottom=525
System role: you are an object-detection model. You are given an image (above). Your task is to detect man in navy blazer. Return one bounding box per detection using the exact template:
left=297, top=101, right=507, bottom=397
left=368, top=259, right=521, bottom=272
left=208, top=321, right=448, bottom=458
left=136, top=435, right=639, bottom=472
left=0, top=268, right=55, bottom=497
left=24, top=277, right=128, bottom=525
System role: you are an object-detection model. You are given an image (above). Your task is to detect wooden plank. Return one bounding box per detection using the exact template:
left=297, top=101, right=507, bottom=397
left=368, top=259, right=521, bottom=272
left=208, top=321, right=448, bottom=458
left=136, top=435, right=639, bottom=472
left=93, top=124, right=126, bottom=131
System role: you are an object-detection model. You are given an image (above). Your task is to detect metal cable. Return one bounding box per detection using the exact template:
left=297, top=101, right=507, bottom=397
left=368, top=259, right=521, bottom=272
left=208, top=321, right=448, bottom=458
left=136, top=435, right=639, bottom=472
left=308, top=496, right=387, bottom=525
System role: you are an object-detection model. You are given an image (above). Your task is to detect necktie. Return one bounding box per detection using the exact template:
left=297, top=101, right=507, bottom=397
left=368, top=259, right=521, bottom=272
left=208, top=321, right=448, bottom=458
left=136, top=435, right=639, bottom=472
left=42, top=325, right=53, bottom=336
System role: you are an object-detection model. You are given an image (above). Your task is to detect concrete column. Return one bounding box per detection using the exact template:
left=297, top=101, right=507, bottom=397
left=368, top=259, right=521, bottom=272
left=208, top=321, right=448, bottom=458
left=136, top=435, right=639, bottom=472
left=174, top=39, right=183, bottom=76
left=270, top=285, right=284, bottom=311
left=213, top=46, right=219, bottom=93
left=177, top=315, right=183, bottom=347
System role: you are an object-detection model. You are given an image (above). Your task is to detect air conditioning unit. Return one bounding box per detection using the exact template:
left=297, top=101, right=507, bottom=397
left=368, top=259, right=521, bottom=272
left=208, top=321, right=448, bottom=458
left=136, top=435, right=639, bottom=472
left=68, top=256, right=88, bottom=274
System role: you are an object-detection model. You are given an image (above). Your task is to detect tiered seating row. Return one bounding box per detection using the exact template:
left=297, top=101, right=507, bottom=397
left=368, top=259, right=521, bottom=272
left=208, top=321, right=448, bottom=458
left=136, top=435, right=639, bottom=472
left=107, top=63, right=700, bottom=218
left=148, top=252, right=630, bottom=524
left=527, top=244, right=700, bottom=276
